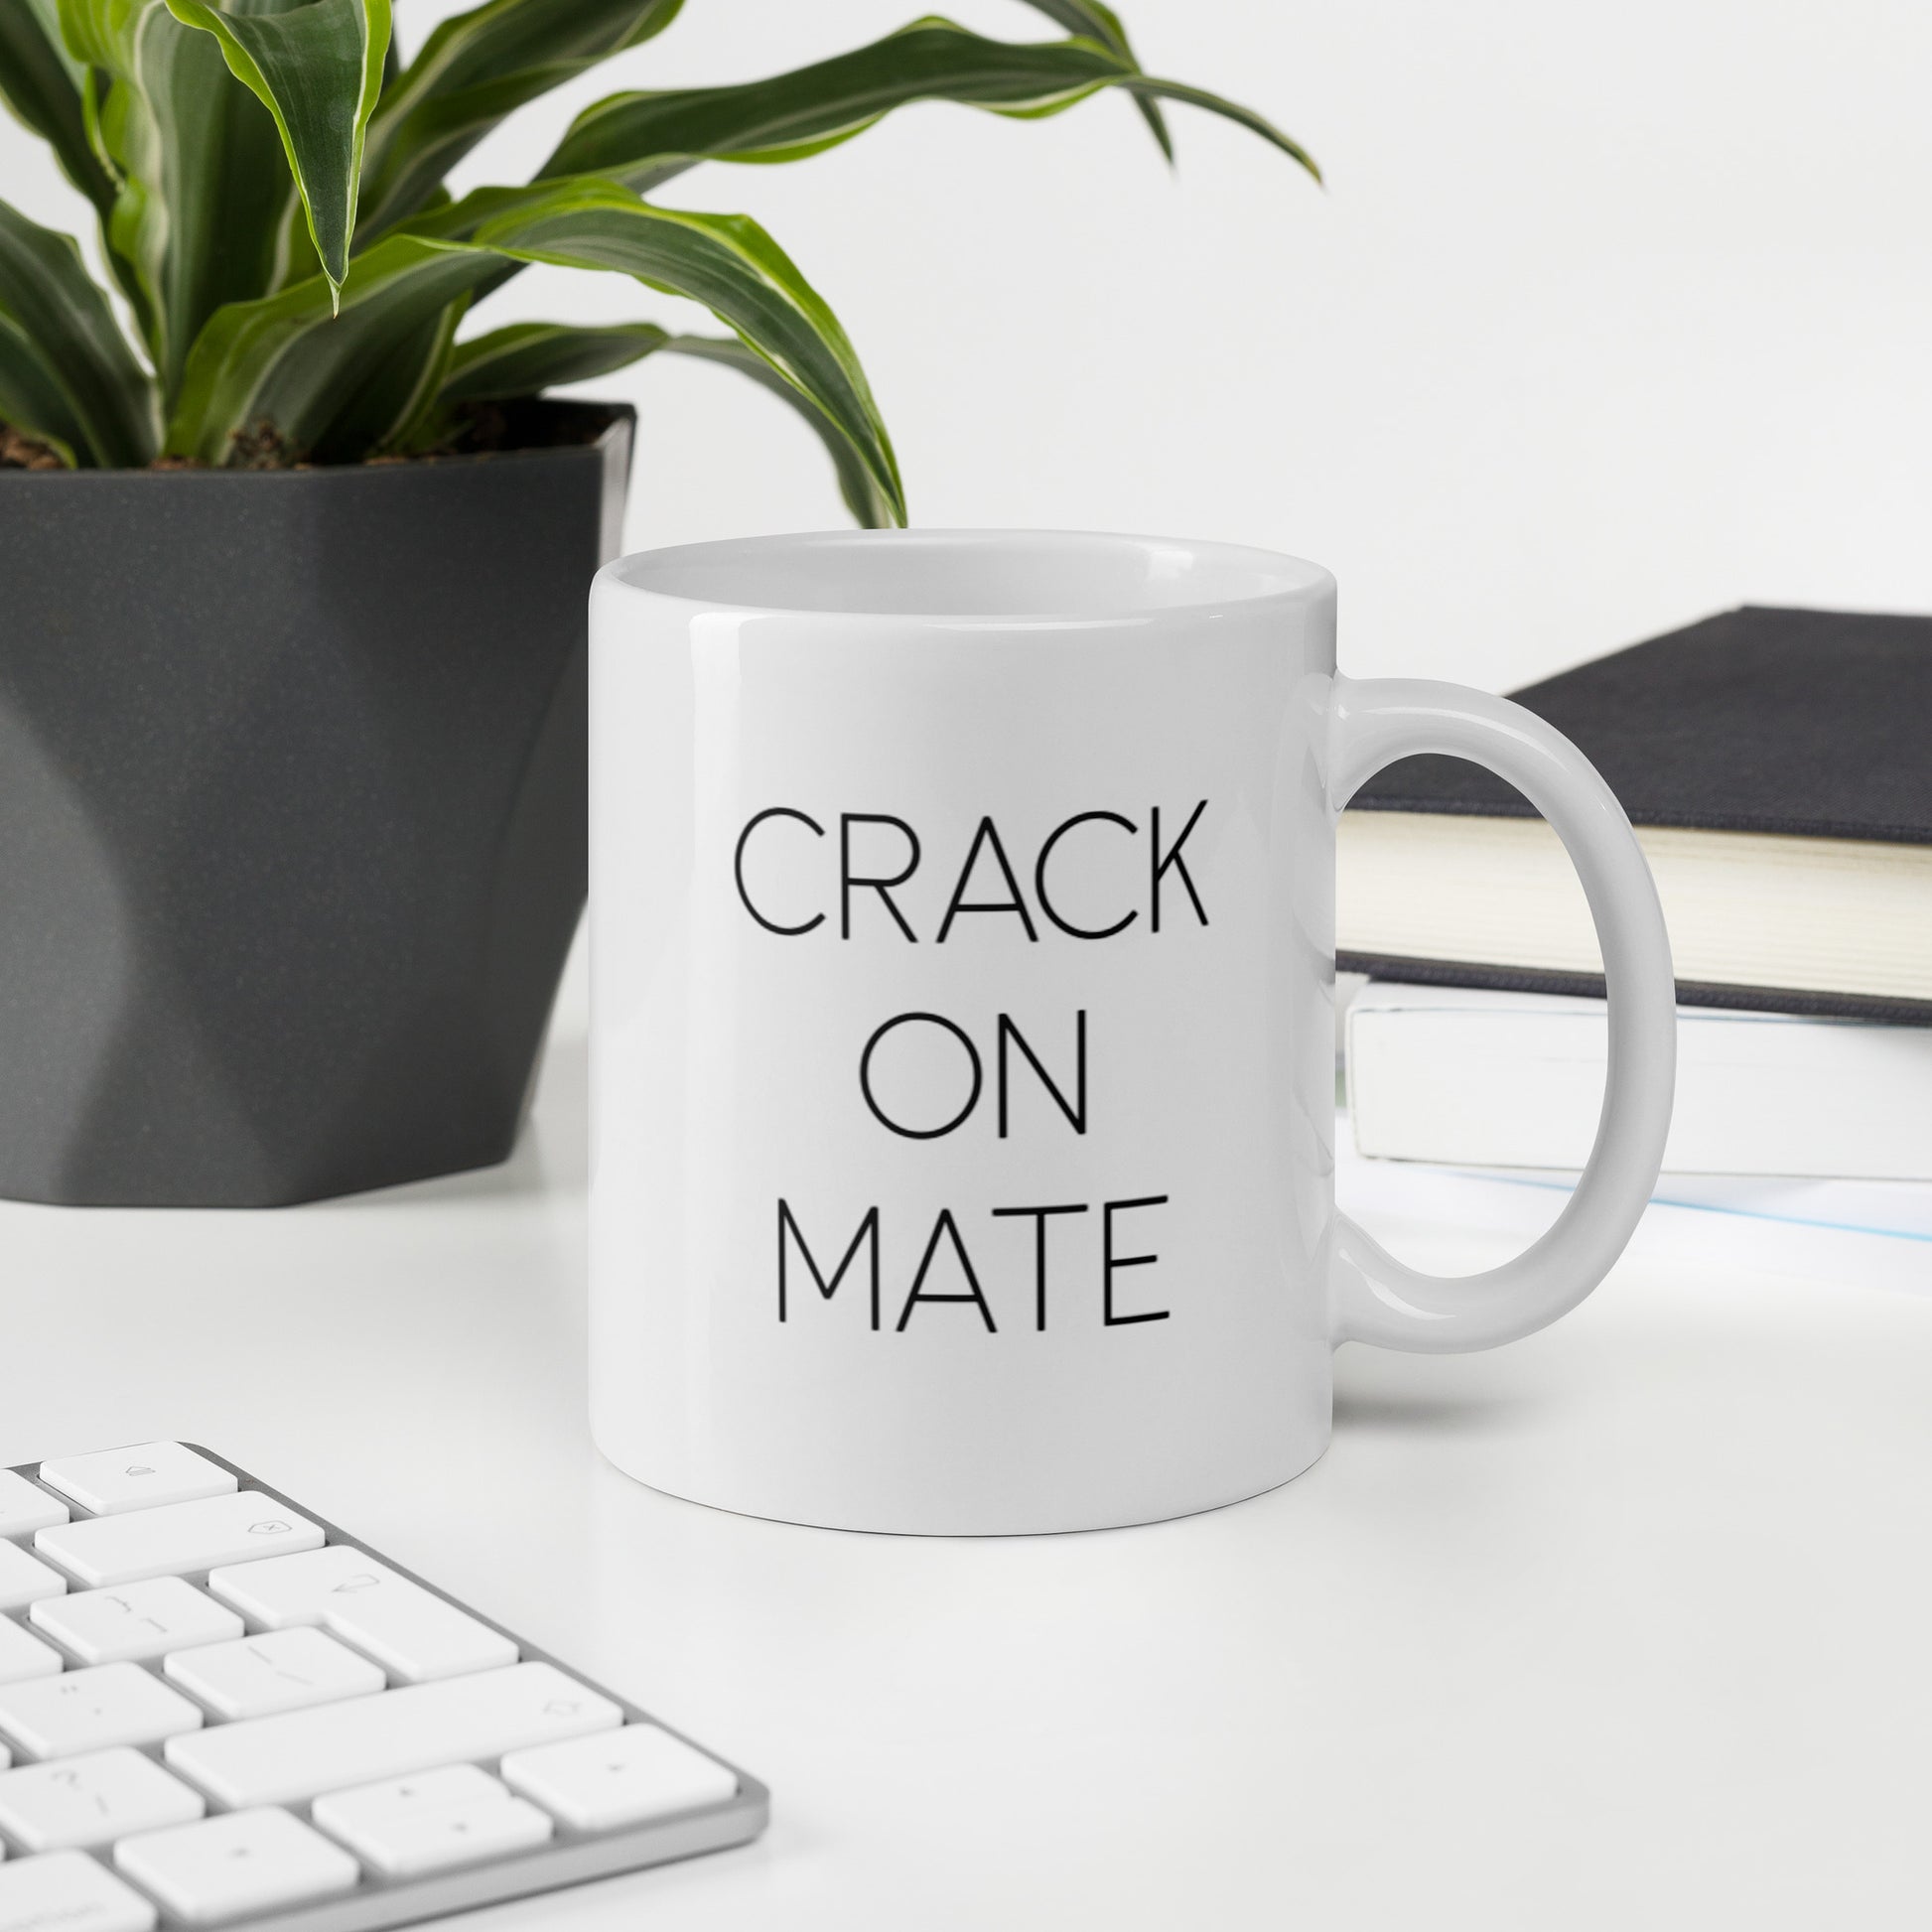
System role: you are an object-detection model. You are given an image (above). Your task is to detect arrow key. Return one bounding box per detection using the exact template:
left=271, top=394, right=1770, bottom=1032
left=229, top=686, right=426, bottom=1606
left=314, top=1767, right=553, bottom=1877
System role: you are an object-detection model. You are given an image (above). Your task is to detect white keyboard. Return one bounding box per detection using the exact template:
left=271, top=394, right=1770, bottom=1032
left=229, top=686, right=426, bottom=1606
left=0, top=1446, right=764, bottom=1929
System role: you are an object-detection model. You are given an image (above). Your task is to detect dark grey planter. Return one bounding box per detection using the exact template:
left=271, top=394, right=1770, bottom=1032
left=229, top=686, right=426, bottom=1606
left=0, top=401, right=631, bottom=1206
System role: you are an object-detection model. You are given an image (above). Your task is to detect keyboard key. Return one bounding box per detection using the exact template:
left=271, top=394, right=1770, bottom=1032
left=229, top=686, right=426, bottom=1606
left=209, top=1547, right=516, bottom=1684
left=0, top=1546, right=66, bottom=1615
left=35, top=1494, right=323, bottom=1589
left=0, top=1620, right=62, bottom=1687
left=0, top=1474, right=68, bottom=1540
left=38, top=1446, right=235, bottom=1518
left=31, top=1580, right=242, bottom=1666
left=1, top=1443, right=761, bottom=1922
left=313, top=1767, right=553, bottom=1877
left=165, top=1661, right=621, bottom=1808
left=0, top=1746, right=205, bottom=1852
left=311, top=1761, right=501, bottom=1831
left=163, top=1626, right=385, bottom=1721
left=502, top=1725, right=739, bottom=1832
left=114, top=1808, right=358, bottom=1925
left=0, top=1663, right=204, bottom=1761
left=341, top=1793, right=554, bottom=1879
left=0, top=1850, right=156, bottom=1932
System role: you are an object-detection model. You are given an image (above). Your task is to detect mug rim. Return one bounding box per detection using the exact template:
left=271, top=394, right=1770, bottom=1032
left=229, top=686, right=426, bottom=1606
left=597, top=528, right=1335, bottom=627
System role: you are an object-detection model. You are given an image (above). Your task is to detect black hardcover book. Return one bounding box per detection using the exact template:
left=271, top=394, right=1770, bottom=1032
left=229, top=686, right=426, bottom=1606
left=1337, top=606, right=1932, bottom=1023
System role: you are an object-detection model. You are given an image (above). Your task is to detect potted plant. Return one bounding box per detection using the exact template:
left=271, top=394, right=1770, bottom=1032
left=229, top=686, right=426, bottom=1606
left=0, top=0, right=1314, bottom=1206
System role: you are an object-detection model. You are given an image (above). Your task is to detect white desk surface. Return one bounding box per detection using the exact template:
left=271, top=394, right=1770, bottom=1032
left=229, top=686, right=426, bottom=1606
left=5, top=951, right=1930, bottom=1932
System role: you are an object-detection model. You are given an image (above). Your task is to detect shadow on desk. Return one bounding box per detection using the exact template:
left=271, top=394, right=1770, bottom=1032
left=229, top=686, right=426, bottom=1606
left=1332, top=1334, right=1550, bottom=1438
left=1331, top=1388, right=1538, bottom=1437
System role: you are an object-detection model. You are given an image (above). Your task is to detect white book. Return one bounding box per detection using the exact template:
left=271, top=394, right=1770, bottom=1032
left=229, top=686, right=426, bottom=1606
left=1345, top=982, right=1932, bottom=1179
left=1337, top=809, right=1932, bottom=1012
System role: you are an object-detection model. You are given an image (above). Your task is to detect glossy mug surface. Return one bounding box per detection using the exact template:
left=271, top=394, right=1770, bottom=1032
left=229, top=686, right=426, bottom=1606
left=589, top=532, right=1675, bottom=1534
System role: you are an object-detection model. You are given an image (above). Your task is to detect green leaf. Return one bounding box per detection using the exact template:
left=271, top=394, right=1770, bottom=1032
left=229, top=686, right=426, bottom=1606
left=357, top=0, right=682, bottom=237
left=344, top=293, right=466, bottom=459
left=59, top=0, right=318, bottom=397
left=0, top=314, right=84, bottom=465
left=1115, top=75, right=1317, bottom=182
left=0, top=0, right=117, bottom=211
left=169, top=180, right=903, bottom=524
left=0, top=199, right=158, bottom=466
left=1015, top=0, right=1171, bottom=159
left=432, top=322, right=899, bottom=525
left=462, top=181, right=902, bottom=517
left=165, top=231, right=493, bottom=461
left=657, top=333, right=897, bottom=528
left=538, top=16, right=1316, bottom=191
left=163, top=0, right=391, bottom=301
left=439, top=319, right=669, bottom=402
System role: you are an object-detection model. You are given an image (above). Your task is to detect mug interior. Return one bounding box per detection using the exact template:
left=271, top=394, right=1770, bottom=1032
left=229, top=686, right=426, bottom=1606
left=605, top=530, right=1331, bottom=621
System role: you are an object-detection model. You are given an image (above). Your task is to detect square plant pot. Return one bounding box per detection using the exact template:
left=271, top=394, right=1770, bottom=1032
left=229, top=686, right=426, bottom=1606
left=0, top=401, right=631, bottom=1206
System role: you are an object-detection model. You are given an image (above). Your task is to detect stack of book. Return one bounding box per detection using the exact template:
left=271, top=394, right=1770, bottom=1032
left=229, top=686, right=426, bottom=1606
left=1338, top=605, right=1932, bottom=1179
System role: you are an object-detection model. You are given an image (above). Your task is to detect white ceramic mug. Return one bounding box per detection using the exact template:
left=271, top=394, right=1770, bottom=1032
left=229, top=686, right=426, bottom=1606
left=589, top=532, right=1675, bottom=1534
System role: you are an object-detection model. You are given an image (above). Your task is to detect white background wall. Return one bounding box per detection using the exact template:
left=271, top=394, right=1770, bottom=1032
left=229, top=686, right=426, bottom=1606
left=7, top=0, right=1931, bottom=692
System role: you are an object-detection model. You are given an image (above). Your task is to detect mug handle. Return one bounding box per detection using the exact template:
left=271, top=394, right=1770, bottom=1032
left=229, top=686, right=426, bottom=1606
left=1326, top=675, right=1677, bottom=1351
